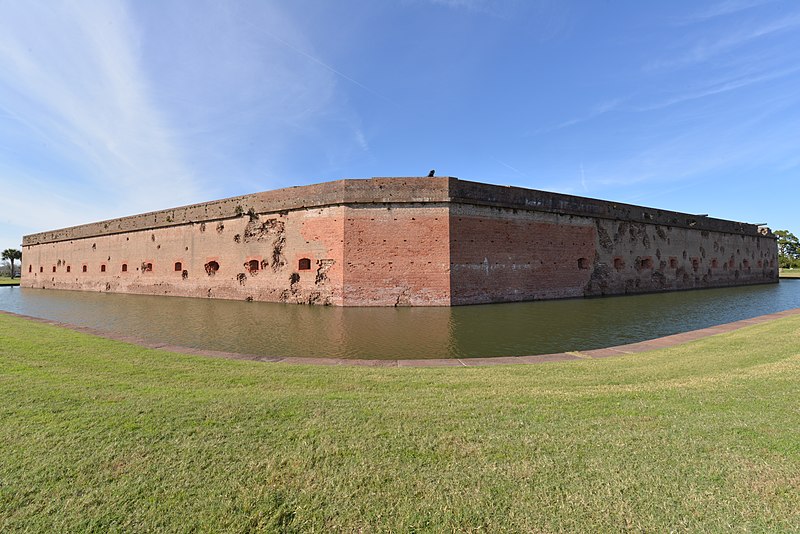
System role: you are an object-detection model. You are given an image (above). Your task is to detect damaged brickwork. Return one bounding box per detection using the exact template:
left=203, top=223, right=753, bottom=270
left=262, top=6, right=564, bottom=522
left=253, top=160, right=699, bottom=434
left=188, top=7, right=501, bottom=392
left=20, top=177, right=778, bottom=306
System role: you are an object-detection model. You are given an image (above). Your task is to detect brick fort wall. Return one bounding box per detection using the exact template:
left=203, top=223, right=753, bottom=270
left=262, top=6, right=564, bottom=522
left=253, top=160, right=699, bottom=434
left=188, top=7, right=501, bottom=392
left=20, top=177, right=778, bottom=306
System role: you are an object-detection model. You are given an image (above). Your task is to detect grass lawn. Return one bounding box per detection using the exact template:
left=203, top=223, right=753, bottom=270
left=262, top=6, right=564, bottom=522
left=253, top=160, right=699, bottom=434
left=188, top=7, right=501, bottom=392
left=0, top=277, right=20, bottom=285
left=780, top=268, right=800, bottom=279
left=1, top=313, right=798, bottom=532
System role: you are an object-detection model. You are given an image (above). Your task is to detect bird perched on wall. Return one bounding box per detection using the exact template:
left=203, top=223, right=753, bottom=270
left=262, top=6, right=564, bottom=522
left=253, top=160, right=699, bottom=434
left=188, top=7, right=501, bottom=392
left=427, top=169, right=435, bottom=177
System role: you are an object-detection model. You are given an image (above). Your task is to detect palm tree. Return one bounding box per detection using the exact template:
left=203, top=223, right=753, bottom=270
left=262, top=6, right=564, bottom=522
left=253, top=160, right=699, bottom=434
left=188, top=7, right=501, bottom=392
left=2, top=248, right=22, bottom=279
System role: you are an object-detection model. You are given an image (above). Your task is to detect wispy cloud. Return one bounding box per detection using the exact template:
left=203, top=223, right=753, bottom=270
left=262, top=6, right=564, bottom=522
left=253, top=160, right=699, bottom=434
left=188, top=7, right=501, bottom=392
left=0, top=1, right=198, bottom=212
left=529, top=98, right=625, bottom=135
left=354, top=128, right=370, bottom=152
left=636, top=64, right=800, bottom=110
left=678, top=0, right=776, bottom=24
left=419, top=0, right=567, bottom=33
left=579, top=162, right=587, bottom=192
left=647, top=11, right=800, bottom=71
left=0, top=0, right=372, bottom=250
left=571, top=96, right=798, bottom=200
left=137, top=1, right=371, bottom=193
left=0, top=163, right=114, bottom=243
left=554, top=98, right=624, bottom=130
left=423, top=0, right=513, bottom=17
left=491, top=157, right=530, bottom=179
left=533, top=69, right=800, bottom=208
left=255, top=26, right=397, bottom=107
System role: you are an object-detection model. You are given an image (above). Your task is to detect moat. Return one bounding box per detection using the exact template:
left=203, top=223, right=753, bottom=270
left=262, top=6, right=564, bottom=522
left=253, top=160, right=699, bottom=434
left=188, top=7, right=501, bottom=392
left=1, top=281, right=798, bottom=359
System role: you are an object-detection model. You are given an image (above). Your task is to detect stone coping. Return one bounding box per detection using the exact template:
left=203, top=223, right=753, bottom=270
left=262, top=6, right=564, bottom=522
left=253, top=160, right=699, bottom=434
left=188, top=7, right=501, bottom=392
left=23, top=177, right=768, bottom=246
left=2, top=307, right=798, bottom=367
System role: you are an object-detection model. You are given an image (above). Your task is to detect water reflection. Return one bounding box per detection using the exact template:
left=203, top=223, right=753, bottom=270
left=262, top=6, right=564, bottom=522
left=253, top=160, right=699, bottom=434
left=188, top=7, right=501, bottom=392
left=448, top=282, right=800, bottom=357
left=0, top=281, right=798, bottom=359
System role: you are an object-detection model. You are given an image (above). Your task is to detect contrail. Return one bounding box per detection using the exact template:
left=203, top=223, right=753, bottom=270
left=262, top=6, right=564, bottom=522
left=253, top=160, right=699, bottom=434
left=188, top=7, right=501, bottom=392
left=492, top=157, right=528, bottom=178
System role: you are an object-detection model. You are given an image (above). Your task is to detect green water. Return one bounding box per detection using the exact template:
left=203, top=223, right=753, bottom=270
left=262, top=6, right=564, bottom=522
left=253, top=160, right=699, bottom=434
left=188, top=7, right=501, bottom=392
left=1, top=282, right=798, bottom=359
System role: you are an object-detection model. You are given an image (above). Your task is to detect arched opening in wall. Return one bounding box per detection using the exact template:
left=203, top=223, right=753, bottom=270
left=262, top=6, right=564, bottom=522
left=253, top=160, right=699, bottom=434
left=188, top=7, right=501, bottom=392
left=770, top=259, right=775, bottom=268
left=66, top=266, right=71, bottom=273
left=122, top=264, right=127, bottom=272
left=757, top=260, right=763, bottom=268
left=728, top=258, right=735, bottom=269
left=692, top=258, right=700, bottom=272
left=174, top=262, right=182, bottom=272
left=28, top=265, right=32, bottom=273
left=613, top=258, right=625, bottom=271
left=205, top=261, right=219, bottom=276
left=82, top=265, right=87, bottom=273
left=711, top=259, right=718, bottom=268
left=577, top=257, right=590, bottom=270
left=100, top=264, right=106, bottom=273
left=52, top=266, right=56, bottom=273
left=669, top=257, right=678, bottom=269
left=743, top=260, right=750, bottom=270
left=298, top=258, right=311, bottom=271
left=246, top=259, right=260, bottom=273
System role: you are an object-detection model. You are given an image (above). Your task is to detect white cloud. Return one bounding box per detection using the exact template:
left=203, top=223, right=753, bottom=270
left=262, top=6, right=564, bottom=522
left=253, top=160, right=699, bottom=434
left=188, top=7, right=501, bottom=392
left=129, top=1, right=371, bottom=193
left=0, top=0, right=371, bottom=249
left=0, top=1, right=198, bottom=211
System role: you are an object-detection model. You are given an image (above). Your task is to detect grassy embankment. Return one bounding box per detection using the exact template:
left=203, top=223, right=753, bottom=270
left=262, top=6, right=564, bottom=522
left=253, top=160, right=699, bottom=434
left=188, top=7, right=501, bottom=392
left=1, top=313, right=799, bottom=532
left=780, top=268, right=800, bottom=278
left=0, top=277, right=20, bottom=286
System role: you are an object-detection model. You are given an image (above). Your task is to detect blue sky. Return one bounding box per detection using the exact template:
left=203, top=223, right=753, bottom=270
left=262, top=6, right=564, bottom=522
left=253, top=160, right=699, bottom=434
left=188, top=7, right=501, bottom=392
left=1, top=0, right=798, bottom=251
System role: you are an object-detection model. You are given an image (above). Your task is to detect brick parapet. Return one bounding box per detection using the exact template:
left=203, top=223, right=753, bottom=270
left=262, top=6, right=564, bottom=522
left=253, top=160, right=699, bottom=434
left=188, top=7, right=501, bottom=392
left=20, top=176, right=778, bottom=307
left=22, top=178, right=452, bottom=246
left=23, top=176, right=770, bottom=246
left=448, top=179, right=770, bottom=238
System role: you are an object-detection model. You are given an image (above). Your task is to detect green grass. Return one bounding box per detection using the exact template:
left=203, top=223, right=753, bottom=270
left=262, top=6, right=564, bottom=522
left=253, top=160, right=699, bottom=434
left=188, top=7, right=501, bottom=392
left=0, top=276, right=19, bottom=285
left=1, top=314, right=799, bottom=532
left=780, top=268, right=800, bottom=278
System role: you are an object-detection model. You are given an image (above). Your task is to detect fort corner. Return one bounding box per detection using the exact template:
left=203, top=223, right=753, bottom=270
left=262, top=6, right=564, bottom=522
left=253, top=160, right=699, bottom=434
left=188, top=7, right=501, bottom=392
left=20, top=177, right=778, bottom=306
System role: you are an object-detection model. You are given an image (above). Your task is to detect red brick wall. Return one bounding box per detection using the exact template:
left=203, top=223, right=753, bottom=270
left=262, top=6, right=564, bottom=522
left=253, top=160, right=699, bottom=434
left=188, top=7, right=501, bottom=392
left=296, top=207, right=345, bottom=305
left=19, top=192, right=778, bottom=306
left=342, top=204, right=450, bottom=306
left=587, top=219, right=778, bottom=295
left=450, top=206, right=596, bottom=304
left=21, top=207, right=347, bottom=305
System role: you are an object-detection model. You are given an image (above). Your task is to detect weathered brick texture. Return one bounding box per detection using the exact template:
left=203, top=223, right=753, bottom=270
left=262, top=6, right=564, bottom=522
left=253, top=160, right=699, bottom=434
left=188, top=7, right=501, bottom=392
left=343, top=204, right=450, bottom=306
left=450, top=207, right=596, bottom=304
left=20, top=177, right=778, bottom=306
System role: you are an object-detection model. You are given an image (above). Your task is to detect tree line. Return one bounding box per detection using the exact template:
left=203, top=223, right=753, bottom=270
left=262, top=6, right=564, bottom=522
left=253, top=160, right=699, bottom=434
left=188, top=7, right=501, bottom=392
left=776, top=230, right=800, bottom=269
